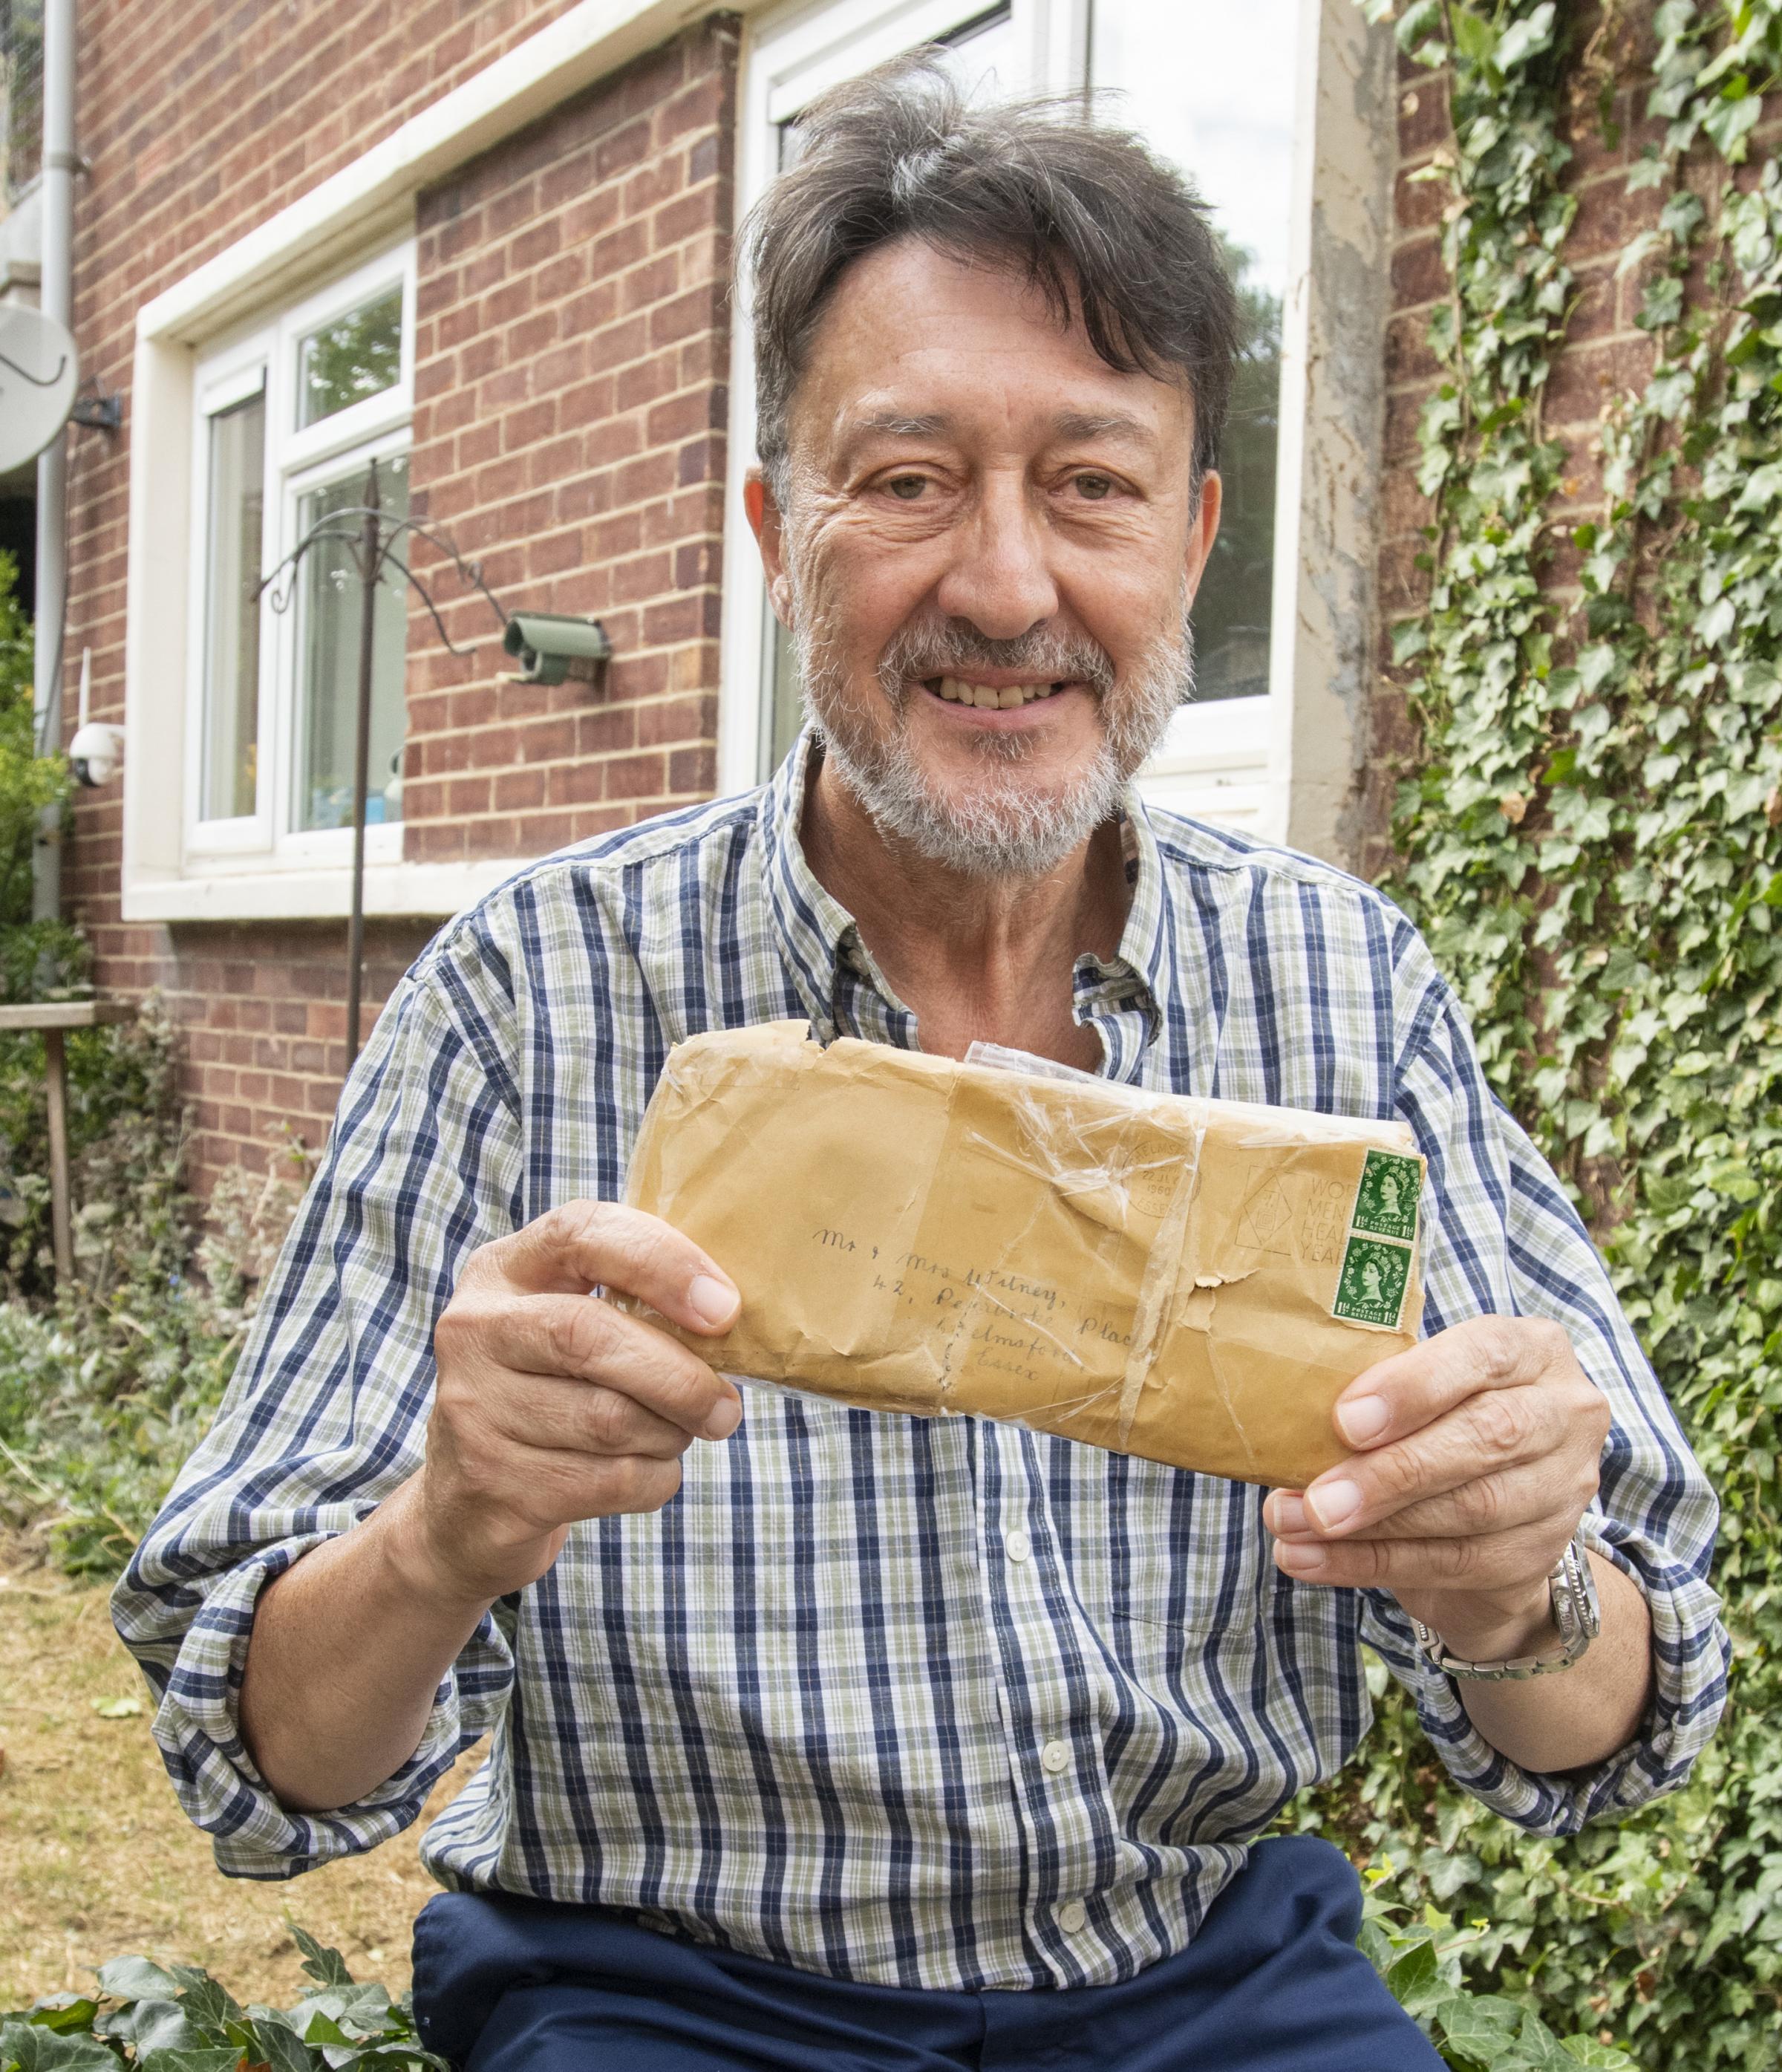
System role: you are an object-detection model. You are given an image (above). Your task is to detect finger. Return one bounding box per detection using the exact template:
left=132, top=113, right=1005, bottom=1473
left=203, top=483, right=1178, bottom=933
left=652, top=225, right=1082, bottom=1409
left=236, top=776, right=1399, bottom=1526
left=477, top=1201, right=740, bottom=1334
left=1267, top=1456, right=1590, bottom=1547
left=451, top=1291, right=743, bottom=1441
left=477, top=1444, right=687, bottom=1531
left=1329, top=1314, right=1580, bottom=1453
left=483, top=1369, right=699, bottom=1461
left=1271, top=1522, right=1557, bottom=1592
left=1276, top=1379, right=1587, bottom=1537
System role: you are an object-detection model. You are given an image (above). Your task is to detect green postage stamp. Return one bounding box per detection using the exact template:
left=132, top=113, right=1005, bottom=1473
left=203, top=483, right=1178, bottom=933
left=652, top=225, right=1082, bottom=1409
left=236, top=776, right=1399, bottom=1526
left=1351, top=1148, right=1421, bottom=1242
left=1333, top=1234, right=1413, bottom=1329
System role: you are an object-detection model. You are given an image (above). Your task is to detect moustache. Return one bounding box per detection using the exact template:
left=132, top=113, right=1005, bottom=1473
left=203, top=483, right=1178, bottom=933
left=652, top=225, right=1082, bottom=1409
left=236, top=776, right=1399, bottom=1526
left=875, top=619, right=1118, bottom=701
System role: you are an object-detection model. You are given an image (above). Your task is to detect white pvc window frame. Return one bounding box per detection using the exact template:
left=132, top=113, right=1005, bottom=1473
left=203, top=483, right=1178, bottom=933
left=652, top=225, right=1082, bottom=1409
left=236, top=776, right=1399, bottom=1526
left=717, top=0, right=1090, bottom=797
left=717, top=0, right=1357, bottom=845
left=183, top=237, right=417, bottom=876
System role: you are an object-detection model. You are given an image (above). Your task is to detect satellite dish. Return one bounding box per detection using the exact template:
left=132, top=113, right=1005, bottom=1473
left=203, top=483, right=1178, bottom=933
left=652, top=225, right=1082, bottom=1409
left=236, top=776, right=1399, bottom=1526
left=0, top=304, right=80, bottom=474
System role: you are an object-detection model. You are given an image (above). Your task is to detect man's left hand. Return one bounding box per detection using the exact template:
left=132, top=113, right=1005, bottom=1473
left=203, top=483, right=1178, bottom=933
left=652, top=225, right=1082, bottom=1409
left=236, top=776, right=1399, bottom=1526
left=1264, top=1316, right=1610, bottom=1659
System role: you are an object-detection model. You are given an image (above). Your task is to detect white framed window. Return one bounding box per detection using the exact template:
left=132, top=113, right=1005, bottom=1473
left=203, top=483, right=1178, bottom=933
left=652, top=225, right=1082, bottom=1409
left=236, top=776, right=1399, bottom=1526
left=122, top=0, right=691, bottom=925
left=183, top=239, right=417, bottom=876
left=1089, top=0, right=1297, bottom=831
left=719, top=0, right=1089, bottom=795
left=719, top=0, right=1392, bottom=858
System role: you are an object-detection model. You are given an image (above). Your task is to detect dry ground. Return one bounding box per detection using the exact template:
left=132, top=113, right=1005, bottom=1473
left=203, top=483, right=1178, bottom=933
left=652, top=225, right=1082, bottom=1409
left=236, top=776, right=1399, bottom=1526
left=0, top=1534, right=469, bottom=2009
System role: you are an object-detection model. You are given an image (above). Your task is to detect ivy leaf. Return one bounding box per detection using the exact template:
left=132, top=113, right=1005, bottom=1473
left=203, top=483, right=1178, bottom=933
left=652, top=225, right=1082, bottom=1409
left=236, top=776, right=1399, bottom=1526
left=1734, top=460, right=1782, bottom=509
left=288, top=1930, right=353, bottom=1994
left=1450, top=7, right=1498, bottom=67
left=94, top=1959, right=184, bottom=2006
left=1703, top=87, right=1763, bottom=161
left=1493, top=1, right=1556, bottom=71
left=16, top=2008, right=97, bottom=2040
left=1394, top=0, right=1445, bottom=56
left=0, top=2024, right=120, bottom=2072
left=1385, top=1939, right=1453, bottom=2021
left=1559, top=2040, right=1640, bottom=2069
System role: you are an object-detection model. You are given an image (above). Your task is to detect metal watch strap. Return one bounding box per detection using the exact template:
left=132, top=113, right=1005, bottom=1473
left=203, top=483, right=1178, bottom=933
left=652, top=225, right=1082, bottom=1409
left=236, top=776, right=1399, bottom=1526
left=1409, top=1534, right=1602, bottom=1681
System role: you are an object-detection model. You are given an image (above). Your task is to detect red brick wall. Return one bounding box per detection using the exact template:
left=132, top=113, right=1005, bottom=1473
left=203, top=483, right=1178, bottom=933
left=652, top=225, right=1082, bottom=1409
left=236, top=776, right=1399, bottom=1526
left=1361, top=26, right=1671, bottom=884
left=403, top=18, right=737, bottom=861
left=59, top=4, right=739, bottom=1197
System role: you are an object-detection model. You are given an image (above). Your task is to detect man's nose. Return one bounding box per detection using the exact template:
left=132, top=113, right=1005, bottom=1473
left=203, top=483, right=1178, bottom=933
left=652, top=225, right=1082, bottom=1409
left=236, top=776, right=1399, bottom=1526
left=933, top=476, right=1060, bottom=640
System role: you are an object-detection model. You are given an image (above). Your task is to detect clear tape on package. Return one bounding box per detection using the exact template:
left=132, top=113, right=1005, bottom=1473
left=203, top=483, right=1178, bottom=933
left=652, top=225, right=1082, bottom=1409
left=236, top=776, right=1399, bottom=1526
left=622, top=1021, right=1426, bottom=1489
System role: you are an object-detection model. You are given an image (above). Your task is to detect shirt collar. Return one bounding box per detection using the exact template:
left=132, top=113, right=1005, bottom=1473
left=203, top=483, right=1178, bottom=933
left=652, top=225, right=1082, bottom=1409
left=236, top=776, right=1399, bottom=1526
left=758, top=726, right=1170, bottom=1060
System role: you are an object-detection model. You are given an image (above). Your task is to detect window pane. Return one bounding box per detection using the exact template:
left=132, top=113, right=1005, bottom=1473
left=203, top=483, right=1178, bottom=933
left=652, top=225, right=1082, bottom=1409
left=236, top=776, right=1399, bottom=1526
left=1091, top=0, right=1296, bottom=703
left=200, top=387, right=266, bottom=821
left=295, top=455, right=409, bottom=832
left=761, top=5, right=1017, bottom=774
left=296, top=284, right=403, bottom=430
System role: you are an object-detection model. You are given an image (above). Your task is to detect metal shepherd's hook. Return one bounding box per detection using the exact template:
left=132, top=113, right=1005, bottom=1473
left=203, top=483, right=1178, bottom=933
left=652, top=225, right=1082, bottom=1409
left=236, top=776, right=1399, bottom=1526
left=253, top=457, right=512, bottom=1075
left=345, top=461, right=382, bottom=1071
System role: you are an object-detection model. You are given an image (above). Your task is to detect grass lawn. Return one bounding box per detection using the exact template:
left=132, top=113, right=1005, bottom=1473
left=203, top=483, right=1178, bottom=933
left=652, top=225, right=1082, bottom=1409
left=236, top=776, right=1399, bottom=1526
left=0, top=1532, right=467, bottom=2010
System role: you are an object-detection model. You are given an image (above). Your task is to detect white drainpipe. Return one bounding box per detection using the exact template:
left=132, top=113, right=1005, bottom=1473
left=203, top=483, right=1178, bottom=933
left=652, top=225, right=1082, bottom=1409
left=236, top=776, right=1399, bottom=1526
left=32, top=0, right=76, bottom=922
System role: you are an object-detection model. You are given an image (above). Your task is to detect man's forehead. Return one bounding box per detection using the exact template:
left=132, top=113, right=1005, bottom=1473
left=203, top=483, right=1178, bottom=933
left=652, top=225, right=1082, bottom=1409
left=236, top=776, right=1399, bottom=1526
left=792, top=238, right=1194, bottom=463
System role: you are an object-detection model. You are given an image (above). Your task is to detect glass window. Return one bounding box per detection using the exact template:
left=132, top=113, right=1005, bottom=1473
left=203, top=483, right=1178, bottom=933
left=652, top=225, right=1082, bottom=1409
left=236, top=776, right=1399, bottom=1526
left=294, top=455, right=410, bottom=832
left=190, top=245, right=413, bottom=856
left=297, top=284, right=403, bottom=430
left=200, top=386, right=266, bottom=821
left=758, top=4, right=1019, bottom=779
left=1089, top=0, right=1296, bottom=705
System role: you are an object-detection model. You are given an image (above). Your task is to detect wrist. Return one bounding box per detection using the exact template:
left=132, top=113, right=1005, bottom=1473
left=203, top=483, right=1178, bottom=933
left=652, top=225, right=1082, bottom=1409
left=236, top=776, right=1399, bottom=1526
left=378, top=1473, right=504, bottom=1623
left=1396, top=1579, right=1558, bottom=1663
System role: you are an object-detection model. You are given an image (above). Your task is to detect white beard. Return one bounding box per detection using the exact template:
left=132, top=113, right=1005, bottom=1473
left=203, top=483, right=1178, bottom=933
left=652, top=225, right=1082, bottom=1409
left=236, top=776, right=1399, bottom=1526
left=791, top=590, right=1195, bottom=879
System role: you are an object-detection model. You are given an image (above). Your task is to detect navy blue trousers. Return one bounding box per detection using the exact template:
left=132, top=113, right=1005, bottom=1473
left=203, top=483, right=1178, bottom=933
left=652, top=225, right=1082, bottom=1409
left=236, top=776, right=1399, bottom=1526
left=410, top=1836, right=1443, bottom=2071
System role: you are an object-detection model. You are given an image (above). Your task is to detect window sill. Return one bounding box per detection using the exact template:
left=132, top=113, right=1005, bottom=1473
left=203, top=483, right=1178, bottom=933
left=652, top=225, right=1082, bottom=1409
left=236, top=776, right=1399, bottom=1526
left=122, top=856, right=526, bottom=924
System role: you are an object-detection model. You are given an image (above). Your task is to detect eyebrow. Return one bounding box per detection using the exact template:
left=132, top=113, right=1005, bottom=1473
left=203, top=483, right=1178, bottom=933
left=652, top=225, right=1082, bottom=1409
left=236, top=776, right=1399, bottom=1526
left=1049, top=409, right=1158, bottom=451
left=836, top=406, right=1160, bottom=460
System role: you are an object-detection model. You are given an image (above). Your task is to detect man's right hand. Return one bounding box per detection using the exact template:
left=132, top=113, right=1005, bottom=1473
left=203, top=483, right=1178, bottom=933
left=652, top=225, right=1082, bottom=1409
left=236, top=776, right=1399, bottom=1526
left=402, top=1202, right=745, bottom=1607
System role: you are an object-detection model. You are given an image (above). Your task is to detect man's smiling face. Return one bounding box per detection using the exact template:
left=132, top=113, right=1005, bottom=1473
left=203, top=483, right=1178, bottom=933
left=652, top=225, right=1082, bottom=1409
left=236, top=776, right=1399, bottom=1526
left=749, top=235, right=1222, bottom=876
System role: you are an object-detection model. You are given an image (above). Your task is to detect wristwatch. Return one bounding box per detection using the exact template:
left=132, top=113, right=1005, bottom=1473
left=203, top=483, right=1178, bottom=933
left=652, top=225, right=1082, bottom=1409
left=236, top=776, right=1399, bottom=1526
left=1409, top=1534, right=1601, bottom=1681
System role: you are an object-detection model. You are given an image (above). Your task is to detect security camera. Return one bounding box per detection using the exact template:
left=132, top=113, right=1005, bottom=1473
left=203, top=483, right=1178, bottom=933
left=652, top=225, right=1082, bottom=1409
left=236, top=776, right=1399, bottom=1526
left=69, top=720, right=124, bottom=788
left=503, top=612, right=613, bottom=686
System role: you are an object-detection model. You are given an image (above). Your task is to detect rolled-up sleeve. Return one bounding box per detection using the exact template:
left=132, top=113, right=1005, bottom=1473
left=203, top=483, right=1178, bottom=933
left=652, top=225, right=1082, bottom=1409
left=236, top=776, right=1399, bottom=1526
left=1356, top=947, right=1729, bottom=1832
left=111, top=934, right=526, bottom=1879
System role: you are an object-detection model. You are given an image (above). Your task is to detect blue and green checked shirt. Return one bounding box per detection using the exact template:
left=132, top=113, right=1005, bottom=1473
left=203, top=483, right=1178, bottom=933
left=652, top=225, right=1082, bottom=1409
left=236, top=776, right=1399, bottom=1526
left=115, top=732, right=1727, bottom=1992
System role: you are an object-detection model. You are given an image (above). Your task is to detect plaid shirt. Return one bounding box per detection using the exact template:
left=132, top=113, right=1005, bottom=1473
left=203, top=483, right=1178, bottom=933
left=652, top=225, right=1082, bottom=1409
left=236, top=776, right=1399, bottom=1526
left=115, top=731, right=1727, bottom=1993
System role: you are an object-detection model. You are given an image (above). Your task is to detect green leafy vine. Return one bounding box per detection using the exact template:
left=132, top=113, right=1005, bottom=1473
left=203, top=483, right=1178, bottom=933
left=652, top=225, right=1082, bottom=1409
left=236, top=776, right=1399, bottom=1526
left=1319, top=3, right=1782, bottom=2066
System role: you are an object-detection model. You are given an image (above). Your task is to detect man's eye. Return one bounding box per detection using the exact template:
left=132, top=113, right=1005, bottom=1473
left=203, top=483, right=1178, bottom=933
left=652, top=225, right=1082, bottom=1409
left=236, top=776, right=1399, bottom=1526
left=1074, top=473, right=1115, bottom=501
left=887, top=476, right=927, bottom=501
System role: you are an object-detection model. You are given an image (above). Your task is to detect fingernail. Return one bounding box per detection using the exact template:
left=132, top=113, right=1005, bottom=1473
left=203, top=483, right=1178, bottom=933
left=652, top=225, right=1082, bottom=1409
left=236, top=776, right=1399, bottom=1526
left=1270, top=1493, right=1308, bottom=1536
left=1307, top=1478, right=1362, bottom=1532
left=1336, top=1395, right=1391, bottom=1446
left=703, top=1394, right=743, bottom=1441
left=1276, top=1541, right=1327, bottom=1576
left=688, top=1274, right=739, bottom=1329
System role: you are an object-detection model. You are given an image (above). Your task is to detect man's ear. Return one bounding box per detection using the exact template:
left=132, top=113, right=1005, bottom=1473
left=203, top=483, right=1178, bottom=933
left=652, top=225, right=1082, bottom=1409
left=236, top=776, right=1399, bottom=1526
left=1181, top=468, right=1224, bottom=609
left=745, top=468, right=794, bottom=628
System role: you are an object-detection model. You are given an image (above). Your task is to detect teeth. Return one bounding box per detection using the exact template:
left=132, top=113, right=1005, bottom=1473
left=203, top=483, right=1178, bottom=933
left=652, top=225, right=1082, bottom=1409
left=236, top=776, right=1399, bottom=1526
left=933, top=677, right=1059, bottom=709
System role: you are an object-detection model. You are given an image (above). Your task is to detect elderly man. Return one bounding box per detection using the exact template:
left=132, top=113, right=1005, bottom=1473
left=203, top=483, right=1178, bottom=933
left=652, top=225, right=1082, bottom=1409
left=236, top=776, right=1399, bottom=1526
left=117, top=57, right=1725, bottom=2072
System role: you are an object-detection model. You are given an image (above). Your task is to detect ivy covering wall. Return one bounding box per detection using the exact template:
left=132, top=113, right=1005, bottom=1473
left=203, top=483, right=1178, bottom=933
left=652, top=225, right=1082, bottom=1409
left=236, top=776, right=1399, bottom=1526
left=1311, top=2, right=1782, bottom=2065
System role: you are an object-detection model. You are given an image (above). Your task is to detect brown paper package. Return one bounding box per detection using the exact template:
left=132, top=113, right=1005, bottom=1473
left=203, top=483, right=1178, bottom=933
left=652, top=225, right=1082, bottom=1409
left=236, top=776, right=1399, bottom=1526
left=624, top=1021, right=1426, bottom=1489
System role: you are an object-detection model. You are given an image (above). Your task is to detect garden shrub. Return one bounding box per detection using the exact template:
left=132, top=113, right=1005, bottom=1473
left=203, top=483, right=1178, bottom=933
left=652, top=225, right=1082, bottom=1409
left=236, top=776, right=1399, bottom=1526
left=0, top=553, right=312, bottom=1573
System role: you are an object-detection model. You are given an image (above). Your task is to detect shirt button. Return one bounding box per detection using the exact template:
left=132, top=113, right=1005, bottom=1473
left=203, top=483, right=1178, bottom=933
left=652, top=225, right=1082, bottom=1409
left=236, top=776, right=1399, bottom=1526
left=1005, top=1529, right=1033, bottom=1563
left=1041, top=1738, right=1071, bottom=1774
left=1057, top=1899, right=1089, bottom=1933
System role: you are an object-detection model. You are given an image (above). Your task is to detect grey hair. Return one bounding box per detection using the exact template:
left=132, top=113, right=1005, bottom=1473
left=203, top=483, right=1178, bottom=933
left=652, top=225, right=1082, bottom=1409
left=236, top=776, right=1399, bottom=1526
left=740, top=52, right=1241, bottom=506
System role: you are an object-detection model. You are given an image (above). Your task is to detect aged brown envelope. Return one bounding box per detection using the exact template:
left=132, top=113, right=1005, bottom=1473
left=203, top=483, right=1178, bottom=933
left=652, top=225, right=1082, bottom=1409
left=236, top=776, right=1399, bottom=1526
left=624, top=1021, right=1426, bottom=1488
